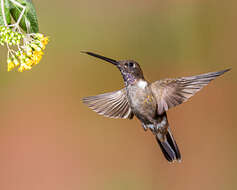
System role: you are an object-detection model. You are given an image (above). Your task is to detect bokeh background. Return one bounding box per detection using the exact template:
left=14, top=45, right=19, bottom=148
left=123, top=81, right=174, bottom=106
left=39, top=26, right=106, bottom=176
left=0, top=0, right=236, bottom=189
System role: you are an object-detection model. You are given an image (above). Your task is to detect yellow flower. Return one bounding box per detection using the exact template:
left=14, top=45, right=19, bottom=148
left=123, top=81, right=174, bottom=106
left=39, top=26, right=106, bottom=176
left=18, top=53, right=27, bottom=61
left=24, top=63, right=32, bottom=70
left=25, top=46, right=33, bottom=57
left=7, top=61, right=15, bottom=71
left=26, top=51, right=32, bottom=57
left=13, top=58, right=20, bottom=66
left=26, top=46, right=32, bottom=52
left=32, top=51, right=43, bottom=64
left=25, top=58, right=34, bottom=66
left=41, top=37, right=49, bottom=46
left=31, top=44, right=41, bottom=52
left=3, top=29, right=49, bottom=72
left=18, top=63, right=32, bottom=72
left=37, top=51, right=44, bottom=56
left=36, top=33, right=44, bottom=39
left=38, top=42, right=46, bottom=50
left=18, top=65, right=24, bottom=72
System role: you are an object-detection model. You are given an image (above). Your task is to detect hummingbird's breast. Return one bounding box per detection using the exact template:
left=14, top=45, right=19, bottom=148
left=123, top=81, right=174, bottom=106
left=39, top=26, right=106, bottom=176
left=126, top=80, right=157, bottom=123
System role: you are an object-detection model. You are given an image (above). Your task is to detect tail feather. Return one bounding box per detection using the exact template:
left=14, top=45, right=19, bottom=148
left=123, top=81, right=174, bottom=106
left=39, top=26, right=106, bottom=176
left=156, top=135, right=175, bottom=162
left=166, top=128, right=181, bottom=160
left=144, top=112, right=181, bottom=162
left=156, top=128, right=181, bottom=162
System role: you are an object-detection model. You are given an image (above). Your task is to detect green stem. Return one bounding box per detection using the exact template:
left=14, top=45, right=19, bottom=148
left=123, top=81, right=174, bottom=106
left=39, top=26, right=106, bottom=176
left=8, top=0, right=26, bottom=30
left=1, top=0, right=8, bottom=26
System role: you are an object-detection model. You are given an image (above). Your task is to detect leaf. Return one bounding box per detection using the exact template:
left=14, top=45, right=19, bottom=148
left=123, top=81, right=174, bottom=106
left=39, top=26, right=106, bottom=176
left=9, top=0, right=39, bottom=33
left=0, top=0, right=11, bottom=26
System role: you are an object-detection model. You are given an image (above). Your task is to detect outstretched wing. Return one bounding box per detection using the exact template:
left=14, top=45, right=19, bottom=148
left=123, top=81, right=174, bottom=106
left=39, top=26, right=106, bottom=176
left=151, top=69, right=230, bottom=115
left=82, top=88, right=134, bottom=119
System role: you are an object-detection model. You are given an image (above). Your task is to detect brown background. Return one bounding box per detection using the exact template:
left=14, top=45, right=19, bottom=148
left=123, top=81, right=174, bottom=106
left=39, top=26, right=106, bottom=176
left=0, top=0, right=236, bottom=189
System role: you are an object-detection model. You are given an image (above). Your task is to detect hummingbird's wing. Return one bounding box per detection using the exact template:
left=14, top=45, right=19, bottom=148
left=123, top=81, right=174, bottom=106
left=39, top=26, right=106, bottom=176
left=151, top=69, right=230, bottom=115
left=82, top=88, right=134, bottom=119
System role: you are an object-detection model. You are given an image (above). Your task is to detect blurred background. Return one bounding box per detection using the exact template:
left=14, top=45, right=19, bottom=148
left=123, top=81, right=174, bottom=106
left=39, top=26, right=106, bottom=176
left=0, top=0, right=236, bottom=189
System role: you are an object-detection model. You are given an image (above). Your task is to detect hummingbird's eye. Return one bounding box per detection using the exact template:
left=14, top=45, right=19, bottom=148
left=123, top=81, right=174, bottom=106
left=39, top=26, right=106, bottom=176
left=129, top=62, right=134, bottom=67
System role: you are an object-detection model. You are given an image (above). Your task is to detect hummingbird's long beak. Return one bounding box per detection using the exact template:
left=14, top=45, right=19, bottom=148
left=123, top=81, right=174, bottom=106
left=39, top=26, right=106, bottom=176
left=81, top=51, right=118, bottom=65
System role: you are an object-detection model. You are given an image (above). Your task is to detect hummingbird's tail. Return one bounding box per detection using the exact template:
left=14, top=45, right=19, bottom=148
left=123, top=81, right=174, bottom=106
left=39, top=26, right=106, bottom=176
left=155, top=127, right=181, bottom=162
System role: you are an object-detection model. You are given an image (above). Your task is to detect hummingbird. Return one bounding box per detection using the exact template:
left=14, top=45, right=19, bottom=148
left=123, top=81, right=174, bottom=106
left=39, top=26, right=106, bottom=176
left=82, top=51, right=230, bottom=162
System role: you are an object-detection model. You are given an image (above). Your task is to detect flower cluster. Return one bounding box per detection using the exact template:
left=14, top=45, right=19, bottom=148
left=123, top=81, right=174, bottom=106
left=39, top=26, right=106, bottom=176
left=0, top=26, right=24, bottom=46
left=0, top=26, right=49, bottom=72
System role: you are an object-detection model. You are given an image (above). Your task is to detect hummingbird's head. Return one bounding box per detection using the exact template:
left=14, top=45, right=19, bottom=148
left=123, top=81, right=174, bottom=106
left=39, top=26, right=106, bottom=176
left=81, top=51, right=144, bottom=85
left=117, top=60, right=144, bottom=80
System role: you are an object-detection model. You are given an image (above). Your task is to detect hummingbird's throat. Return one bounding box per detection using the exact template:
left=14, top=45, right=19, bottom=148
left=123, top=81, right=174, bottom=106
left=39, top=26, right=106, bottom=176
left=121, top=71, right=136, bottom=86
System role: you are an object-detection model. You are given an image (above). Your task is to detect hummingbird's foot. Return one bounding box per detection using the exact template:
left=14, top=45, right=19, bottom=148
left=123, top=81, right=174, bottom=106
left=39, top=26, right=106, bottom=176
left=146, top=124, right=157, bottom=135
left=157, top=122, right=169, bottom=134
left=142, top=124, right=148, bottom=131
